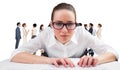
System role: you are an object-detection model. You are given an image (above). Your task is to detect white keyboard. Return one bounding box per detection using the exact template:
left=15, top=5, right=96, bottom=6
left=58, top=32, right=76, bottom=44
left=47, top=65, right=106, bottom=70
left=72, top=58, right=106, bottom=70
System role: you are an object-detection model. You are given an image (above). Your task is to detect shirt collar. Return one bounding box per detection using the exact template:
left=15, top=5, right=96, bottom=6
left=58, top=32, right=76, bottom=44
left=71, top=32, right=78, bottom=45
left=47, top=29, right=56, bottom=47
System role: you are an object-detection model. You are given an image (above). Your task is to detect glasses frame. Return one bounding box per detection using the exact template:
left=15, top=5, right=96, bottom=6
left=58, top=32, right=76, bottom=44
left=52, top=22, right=77, bottom=30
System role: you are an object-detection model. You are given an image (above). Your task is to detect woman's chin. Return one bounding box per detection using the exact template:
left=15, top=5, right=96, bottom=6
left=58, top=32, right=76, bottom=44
left=61, top=39, right=70, bottom=44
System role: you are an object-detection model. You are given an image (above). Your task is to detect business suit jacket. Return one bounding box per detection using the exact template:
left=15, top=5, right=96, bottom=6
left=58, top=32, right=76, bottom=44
left=88, top=27, right=93, bottom=34
left=15, top=27, right=21, bottom=40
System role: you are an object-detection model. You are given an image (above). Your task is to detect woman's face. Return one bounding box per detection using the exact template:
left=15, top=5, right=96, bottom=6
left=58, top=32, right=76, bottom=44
left=52, top=9, right=76, bottom=44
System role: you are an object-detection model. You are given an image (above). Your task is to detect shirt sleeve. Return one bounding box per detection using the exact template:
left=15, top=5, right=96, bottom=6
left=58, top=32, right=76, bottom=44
left=80, top=27, right=119, bottom=60
left=10, top=33, right=44, bottom=61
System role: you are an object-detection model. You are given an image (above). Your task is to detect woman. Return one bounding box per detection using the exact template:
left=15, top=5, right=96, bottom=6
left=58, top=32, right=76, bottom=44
left=39, top=24, right=44, bottom=32
left=31, top=23, right=37, bottom=39
left=97, top=23, right=102, bottom=39
left=11, top=3, right=118, bottom=68
left=22, top=23, right=29, bottom=44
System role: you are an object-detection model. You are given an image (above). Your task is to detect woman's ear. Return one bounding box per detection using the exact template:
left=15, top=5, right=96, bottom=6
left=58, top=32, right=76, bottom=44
left=49, top=21, right=53, bottom=28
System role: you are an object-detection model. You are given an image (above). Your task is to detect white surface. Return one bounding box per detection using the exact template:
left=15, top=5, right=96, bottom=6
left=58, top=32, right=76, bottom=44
left=0, top=58, right=120, bottom=70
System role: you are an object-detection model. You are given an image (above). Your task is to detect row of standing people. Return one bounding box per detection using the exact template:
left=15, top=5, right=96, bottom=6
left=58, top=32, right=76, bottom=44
left=15, top=22, right=44, bottom=49
left=83, top=23, right=102, bottom=39
left=15, top=22, right=102, bottom=48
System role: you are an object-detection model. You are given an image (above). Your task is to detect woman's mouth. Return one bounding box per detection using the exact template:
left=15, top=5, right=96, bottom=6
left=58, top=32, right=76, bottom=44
left=60, top=35, right=68, bottom=37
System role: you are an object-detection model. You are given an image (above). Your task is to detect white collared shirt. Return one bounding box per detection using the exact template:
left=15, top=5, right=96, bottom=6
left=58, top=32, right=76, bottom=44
left=11, top=27, right=119, bottom=59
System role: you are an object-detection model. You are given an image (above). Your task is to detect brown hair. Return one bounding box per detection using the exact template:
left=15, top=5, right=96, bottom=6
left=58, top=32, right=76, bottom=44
left=51, top=3, right=76, bottom=21
left=98, top=23, right=102, bottom=27
left=22, top=23, right=26, bottom=27
left=40, top=24, right=44, bottom=30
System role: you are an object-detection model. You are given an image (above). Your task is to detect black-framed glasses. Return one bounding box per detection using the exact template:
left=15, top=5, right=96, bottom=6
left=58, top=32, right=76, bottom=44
left=52, top=22, right=77, bottom=30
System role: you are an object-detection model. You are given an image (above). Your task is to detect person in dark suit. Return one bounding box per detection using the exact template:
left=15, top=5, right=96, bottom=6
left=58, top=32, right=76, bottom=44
left=15, top=22, right=21, bottom=49
left=88, top=23, right=93, bottom=34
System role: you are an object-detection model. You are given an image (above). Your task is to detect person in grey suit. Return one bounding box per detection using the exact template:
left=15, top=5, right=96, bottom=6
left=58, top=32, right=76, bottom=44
left=15, top=22, right=21, bottom=49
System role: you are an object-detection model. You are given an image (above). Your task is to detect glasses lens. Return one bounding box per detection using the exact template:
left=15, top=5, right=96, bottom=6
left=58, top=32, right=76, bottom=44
left=66, top=23, right=76, bottom=29
left=53, top=22, right=63, bottom=29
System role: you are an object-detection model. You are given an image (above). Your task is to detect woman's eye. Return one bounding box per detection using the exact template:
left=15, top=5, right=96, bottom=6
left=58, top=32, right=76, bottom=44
left=56, top=22, right=63, bottom=26
left=67, top=23, right=74, bottom=26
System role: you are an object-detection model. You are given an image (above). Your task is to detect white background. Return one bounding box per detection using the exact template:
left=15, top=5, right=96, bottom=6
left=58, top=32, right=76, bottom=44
left=0, top=0, right=120, bottom=61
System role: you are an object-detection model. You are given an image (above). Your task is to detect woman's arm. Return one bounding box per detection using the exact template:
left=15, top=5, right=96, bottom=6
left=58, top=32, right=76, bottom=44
left=11, top=52, right=51, bottom=64
left=96, top=52, right=117, bottom=65
left=11, top=52, right=75, bottom=67
left=77, top=52, right=117, bottom=67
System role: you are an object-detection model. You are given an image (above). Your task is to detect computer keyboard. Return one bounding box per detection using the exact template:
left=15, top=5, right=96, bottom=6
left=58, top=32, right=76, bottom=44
left=69, top=58, right=106, bottom=70
left=54, top=65, right=106, bottom=70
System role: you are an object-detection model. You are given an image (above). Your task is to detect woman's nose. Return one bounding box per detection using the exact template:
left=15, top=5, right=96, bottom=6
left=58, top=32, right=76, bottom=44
left=61, top=25, right=68, bottom=32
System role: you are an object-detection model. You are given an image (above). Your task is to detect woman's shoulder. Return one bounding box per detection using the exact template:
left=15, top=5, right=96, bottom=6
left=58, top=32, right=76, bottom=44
left=38, top=27, right=53, bottom=37
left=75, top=27, right=87, bottom=34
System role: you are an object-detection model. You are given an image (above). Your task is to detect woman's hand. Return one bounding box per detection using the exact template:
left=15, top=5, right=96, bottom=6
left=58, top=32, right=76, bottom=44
left=50, top=58, right=75, bottom=67
left=78, top=55, right=98, bottom=67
